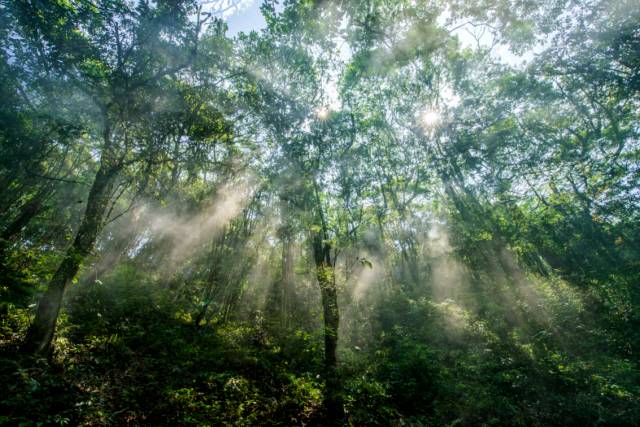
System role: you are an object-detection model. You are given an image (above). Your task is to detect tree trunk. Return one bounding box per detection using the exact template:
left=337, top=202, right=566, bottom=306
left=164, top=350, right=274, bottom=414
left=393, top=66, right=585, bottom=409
left=22, top=162, right=117, bottom=355
left=0, top=185, right=53, bottom=278
left=194, top=265, right=218, bottom=328
left=281, top=231, right=294, bottom=327
left=1, top=185, right=53, bottom=242
left=316, top=261, right=338, bottom=369
left=278, top=197, right=294, bottom=327
left=312, top=233, right=343, bottom=423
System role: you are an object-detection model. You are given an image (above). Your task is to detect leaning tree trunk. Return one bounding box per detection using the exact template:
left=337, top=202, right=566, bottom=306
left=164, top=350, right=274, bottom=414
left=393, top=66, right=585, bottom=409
left=0, top=185, right=53, bottom=273
left=1, top=184, right=53, bottom=243
left=22, top=162, right=117, bottom=355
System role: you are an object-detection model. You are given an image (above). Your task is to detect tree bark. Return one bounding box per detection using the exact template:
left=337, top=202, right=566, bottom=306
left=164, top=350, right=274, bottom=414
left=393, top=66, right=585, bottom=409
left=281, top=230, right=294, bottom=327
left=279, top=197, right=294, bottom=327
left=22, top=162, right=117, bottom=355
left=0, top=185, right=53, bottom=277
left=1, top=184, right=53, bottom=243
left=311, top=232, right=343, bottom=423
left=194, top=263, right=218, bottom=328
left=315, top=258, right=338, bottom=369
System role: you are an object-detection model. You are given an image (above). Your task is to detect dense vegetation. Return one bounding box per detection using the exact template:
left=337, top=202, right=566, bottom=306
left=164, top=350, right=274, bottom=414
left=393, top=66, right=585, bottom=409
left=1, top=0, right=639, bottom=425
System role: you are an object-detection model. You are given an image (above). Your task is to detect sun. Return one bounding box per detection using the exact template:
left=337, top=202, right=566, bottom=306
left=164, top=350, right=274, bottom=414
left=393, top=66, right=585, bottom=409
left=316, top=107, right=330, bottom=121
left=419, top=108, right=441, bottom=129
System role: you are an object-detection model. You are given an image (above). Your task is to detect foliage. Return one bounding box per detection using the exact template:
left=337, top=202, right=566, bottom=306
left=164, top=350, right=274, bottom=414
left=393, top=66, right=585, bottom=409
left=1, top=0, right=639, bottom=425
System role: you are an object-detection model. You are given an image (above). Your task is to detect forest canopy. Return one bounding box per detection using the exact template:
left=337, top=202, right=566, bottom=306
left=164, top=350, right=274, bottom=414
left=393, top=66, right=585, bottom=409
left=1, top=0, right=639, bottom=425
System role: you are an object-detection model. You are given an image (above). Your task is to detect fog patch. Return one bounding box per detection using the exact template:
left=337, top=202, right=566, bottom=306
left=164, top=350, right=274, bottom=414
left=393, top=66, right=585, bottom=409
left=129, top=174, right=255, bottom=274
left=424, top=223, right=468, bottom=304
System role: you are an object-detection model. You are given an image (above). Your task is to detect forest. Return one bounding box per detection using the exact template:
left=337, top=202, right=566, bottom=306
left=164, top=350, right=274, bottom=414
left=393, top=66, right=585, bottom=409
left=0, top=0, right=639, bottom=425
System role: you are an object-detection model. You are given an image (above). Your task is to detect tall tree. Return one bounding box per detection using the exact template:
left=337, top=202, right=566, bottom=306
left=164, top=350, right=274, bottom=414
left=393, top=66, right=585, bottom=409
left=11, top=0, right=228, bottom=354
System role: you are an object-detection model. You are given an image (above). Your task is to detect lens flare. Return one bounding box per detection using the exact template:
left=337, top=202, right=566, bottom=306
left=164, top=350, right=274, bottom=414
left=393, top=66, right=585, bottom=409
left=419, top=108, right=441, bottom=129
left=316, top=107, right=330, bottom=121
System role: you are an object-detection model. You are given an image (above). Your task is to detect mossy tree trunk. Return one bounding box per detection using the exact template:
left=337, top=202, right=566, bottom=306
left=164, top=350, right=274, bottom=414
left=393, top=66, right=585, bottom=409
left=22, top=156, right=118, bottom=355
left=310, top=179, right=343, bottom=422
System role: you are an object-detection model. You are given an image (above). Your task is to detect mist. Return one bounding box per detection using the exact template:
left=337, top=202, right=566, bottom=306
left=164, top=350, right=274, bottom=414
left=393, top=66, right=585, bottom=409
left=2, top=0, right=639, bottom=426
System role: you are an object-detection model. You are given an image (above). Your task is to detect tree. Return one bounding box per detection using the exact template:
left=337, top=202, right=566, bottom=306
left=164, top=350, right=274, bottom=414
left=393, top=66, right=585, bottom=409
left=12, top=0, right=228, bottom=355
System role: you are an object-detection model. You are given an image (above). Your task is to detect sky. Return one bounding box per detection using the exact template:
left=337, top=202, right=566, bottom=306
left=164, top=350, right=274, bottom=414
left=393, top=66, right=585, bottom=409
left=203, top=0, right=267, bottom=36
left=211, top=0, right=537, bottom=111
left=224, top=0, right=267, bottom=36
left=216, top=1, right=536, bottom=66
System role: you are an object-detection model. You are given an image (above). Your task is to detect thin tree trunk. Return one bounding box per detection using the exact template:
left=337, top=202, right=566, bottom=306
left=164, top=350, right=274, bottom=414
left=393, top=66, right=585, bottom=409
left=279, top=197, right=294, bottom=327
left=0, top=185, right=54, bottom=276
left=22, top=162, right=117, bottom=355
left=194, top=265, right=218, bottom=328
left=1, top=185, right=53, bottom=242
left=281, top=231, right=293, bottom=327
